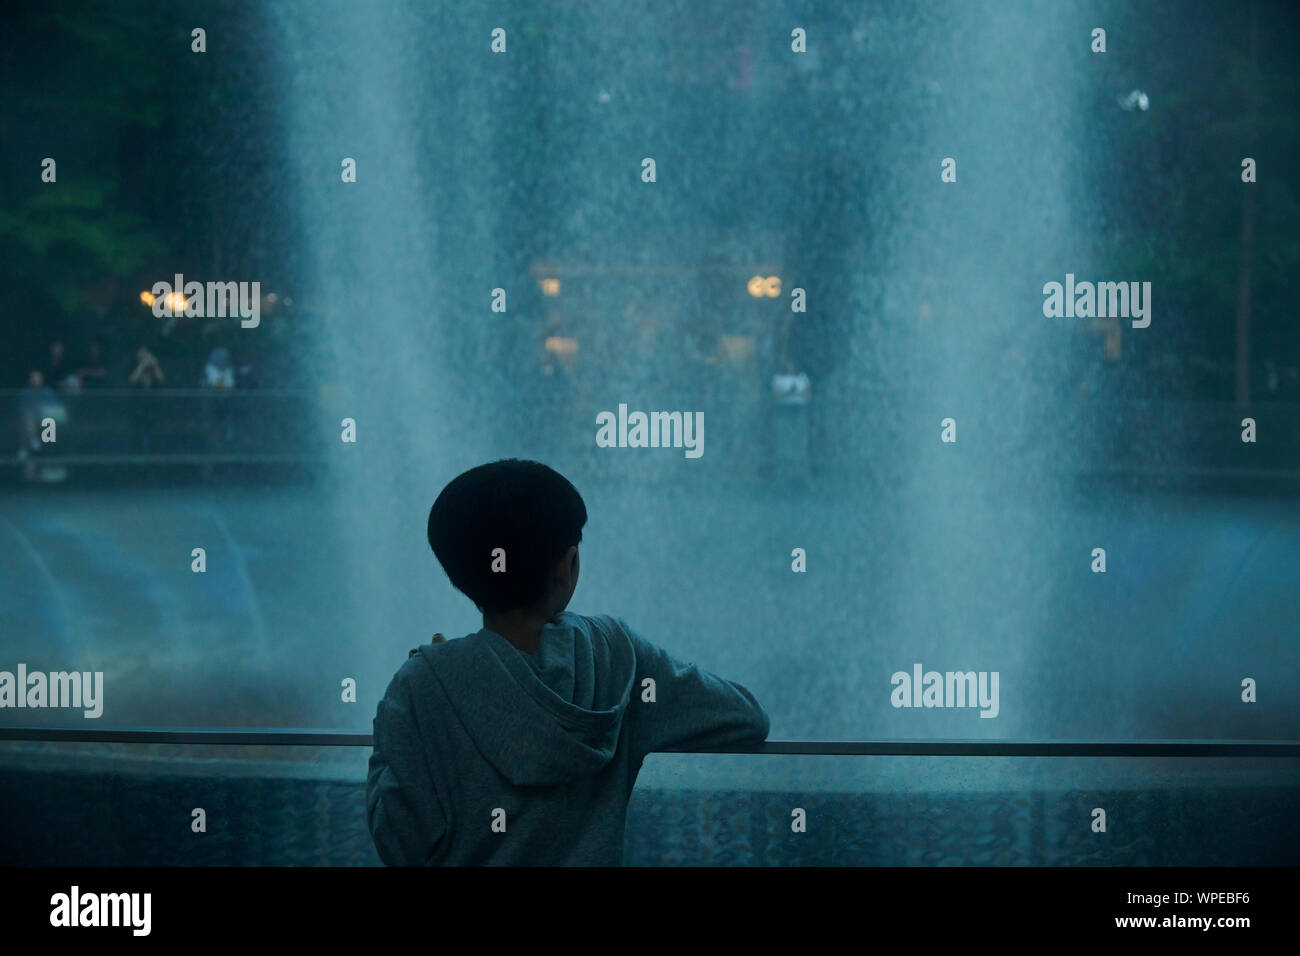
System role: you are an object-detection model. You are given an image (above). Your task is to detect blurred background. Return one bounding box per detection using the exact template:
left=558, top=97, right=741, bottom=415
left=0, top=0, right=1298, bottom=865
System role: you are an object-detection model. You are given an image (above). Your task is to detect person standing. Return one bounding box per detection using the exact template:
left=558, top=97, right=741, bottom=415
left=45, top=341, right=73, bottom=390
left=201, top=347, right=237, bottom=460
left=17, top=370, right=60, bottom=480
left=128, top=346, right=166, bottom=388
left=128, top=346, right=166, bottom=453
left=76, top=341, right=109, bottom=389
left=769, top=352, right=812, bottom=487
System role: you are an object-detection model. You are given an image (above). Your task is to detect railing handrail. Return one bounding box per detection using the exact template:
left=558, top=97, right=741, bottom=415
left=0, top=453, right=327, bottom=465
left=1, top=726, right=1297, bottom=756
left=0, top=387, right=311, bottom=397
left=3, top=387, right=1299, bottom=407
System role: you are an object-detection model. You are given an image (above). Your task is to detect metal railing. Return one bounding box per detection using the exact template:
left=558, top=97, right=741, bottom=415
left=3, top=389, right=1299, bottom=480
left=2, top=726, right=1297, bottom=757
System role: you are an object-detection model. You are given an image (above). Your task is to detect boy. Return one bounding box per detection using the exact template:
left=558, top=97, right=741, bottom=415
left=366, top=458, right=770, bottom=865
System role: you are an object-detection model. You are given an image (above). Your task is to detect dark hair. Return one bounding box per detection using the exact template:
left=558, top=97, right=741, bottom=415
left=427, top=459, right=587, bottom=613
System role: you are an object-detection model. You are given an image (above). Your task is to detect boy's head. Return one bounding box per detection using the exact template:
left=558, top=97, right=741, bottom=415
left=427, top=459, right=587, bottom=616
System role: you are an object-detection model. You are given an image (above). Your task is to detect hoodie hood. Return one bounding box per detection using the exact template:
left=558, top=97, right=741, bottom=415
left=418, top=612, right=636, bottom=787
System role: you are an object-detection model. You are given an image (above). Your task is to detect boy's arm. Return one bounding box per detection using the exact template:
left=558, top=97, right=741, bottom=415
left=624, top=623, right=771, bottom=758
left=366, top=676, right=447, bottom=866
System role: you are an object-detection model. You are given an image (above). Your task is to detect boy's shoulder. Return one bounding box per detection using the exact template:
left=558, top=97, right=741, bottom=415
left=393, top=631, right=480, bottom=685
left=554, top=611, right=642, bottom=648
left=388, top=616, right=647, bottom=688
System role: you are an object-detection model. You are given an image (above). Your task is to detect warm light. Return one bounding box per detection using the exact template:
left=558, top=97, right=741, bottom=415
left=1105, top=331, right=1122, bottom=360
left=544, top=336, right=578, bottom=358
left=748, top=275, right=782, bottom=298
left=139, top=290, right=156, bottom=306
left=164, top=291, right=187, bottom=313
left=719, top=335, right=755, bottom=360
left=764, top=276, right=781, bottom=297
left=541, top=278, right=561, bottom=297
left=747, top=276, right=765, bottom=298
left=1099, top=318, right=1122, bottom=360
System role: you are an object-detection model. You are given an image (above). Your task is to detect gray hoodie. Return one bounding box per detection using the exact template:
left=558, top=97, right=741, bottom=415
left=366, top=611, right=770, bottom=865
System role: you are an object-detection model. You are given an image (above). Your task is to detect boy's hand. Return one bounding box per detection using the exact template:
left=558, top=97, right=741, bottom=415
left=409, top=633, right=447, bottom=658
